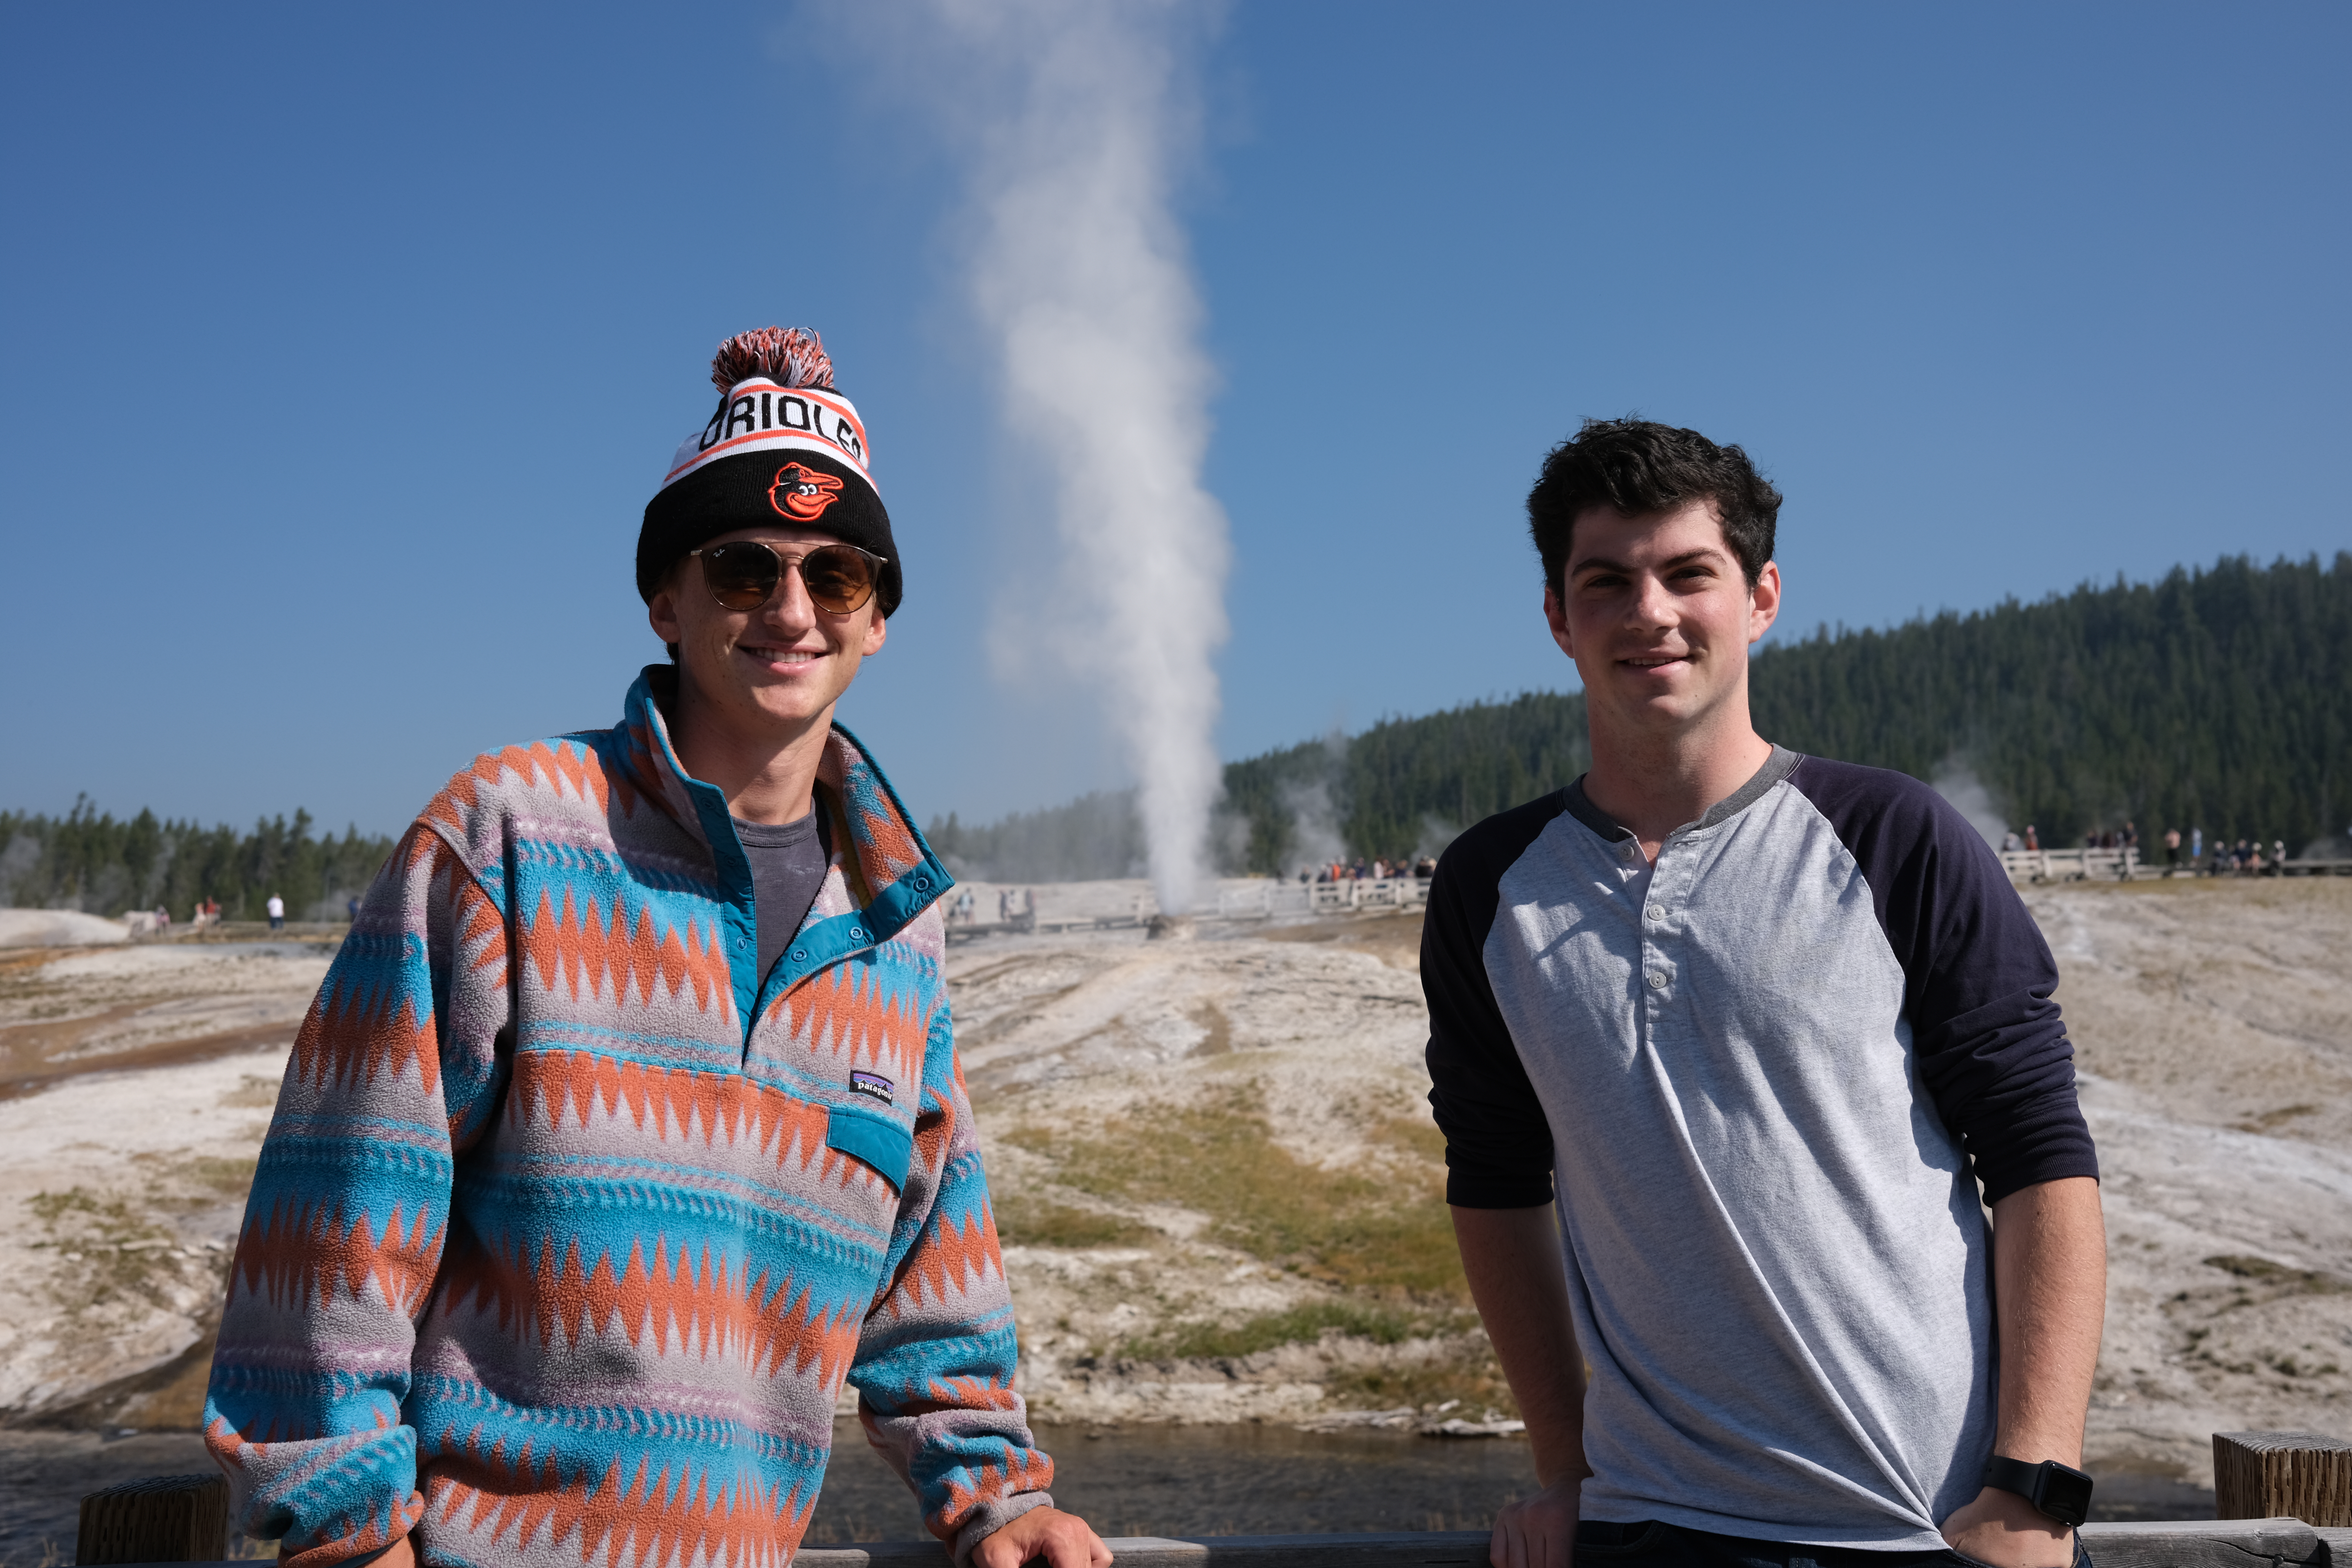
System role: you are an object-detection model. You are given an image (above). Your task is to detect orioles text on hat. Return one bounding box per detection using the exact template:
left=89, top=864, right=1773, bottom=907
left=700, top=382, right=867, bottom=464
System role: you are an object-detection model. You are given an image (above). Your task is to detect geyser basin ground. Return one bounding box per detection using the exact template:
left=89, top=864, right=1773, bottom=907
left=0, top=879, right=2345, bottom=1546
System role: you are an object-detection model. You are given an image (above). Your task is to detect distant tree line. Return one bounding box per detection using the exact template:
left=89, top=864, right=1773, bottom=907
left=925, top=790, right=1148, bottom=885
left=931, top=553, right=2352, bottom=880
left=0, top=798, right=395, bottom=921
left=16, top=555, right=2343, bottom=904
left=1750, top=553, right=2350, bottom=854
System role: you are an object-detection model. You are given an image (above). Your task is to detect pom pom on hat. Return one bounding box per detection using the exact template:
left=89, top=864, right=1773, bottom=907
left=710, top=326, right=833, bottom=392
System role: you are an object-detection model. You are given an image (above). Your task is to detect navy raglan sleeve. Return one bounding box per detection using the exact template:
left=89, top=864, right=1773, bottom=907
left=1789, top=758, right=2098, bottom=1204
left=1423, top=797, right=1563, bottom=1209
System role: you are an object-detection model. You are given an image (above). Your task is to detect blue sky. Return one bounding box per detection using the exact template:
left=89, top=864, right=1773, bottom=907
left=3, top=3, right=2346, bottom=835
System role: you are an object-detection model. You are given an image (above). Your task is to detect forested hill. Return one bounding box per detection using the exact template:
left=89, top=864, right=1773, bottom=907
left=933, top=552, right=2352, bottom=879
left=11, top=555, right=2346, bottom=914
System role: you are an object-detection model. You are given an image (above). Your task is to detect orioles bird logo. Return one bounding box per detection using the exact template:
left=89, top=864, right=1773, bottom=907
left=769, top=462, right=844, bottom=522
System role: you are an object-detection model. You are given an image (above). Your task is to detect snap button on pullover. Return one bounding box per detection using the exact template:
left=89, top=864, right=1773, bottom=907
left=1648, top=971, right=1668, bottom=989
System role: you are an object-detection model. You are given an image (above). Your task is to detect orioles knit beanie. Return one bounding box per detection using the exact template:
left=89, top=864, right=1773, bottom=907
left=637, top=326, right=901, bottom=615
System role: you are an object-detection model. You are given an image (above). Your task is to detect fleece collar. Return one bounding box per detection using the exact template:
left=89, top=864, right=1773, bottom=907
left=614, top=666, right=952, bottom=947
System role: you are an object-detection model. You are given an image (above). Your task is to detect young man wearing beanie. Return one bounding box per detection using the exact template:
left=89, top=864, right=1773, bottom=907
left=1423, top=419, right=2106, bottom=1568
left=205, top=328, right=1108, bottom=1568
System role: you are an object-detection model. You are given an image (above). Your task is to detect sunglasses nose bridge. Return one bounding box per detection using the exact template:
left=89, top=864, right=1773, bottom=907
left=763, top=554, right=819, bottom=619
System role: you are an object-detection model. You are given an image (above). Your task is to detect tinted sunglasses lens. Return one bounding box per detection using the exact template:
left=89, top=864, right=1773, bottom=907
left=801, top=547, right=876, bottom=613
left=701, top=544, right=779, bottom=610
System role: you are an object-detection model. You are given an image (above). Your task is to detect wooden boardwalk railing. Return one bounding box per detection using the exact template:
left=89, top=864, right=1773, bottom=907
left=1998, top=847, right=2352, bottom=882
left=2001, top=847, right=2146, bottom=882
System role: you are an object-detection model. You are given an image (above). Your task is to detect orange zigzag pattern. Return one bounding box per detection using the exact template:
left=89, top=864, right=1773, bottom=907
left=929, top=1442, right=1054, bottom=1541
left=282, top=1489, right=426, bottom=1568
left=397, top=823, right=509, bottom=990
left=289, top=985, right=441, bottom=1101
left=920, top=1375, right=1022, bottom=1413
left=769, top=963, right=924, bottom=1081
left=890, top=1203, right=1002, bottom=1317
left=518, top=887, right=733, bottom=1019
left=233, top=1197, right=446, bottom=1317
left=508, top=1051, right=861, bottom=1188
left=816, top=735, right=922, bottom=885
left=430, top=1438, right=812, bottom=1568
left=424, top=739, right=642, bottom=841
left=457, top=871, right=508, bottom=983
left=439, top=1232, right=861, bottom=1386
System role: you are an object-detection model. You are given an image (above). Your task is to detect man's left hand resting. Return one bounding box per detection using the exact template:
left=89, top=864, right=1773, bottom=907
left=1939, top=1176, right=2105, bottom=1568
left=972, top=1506, right=1113, bottom=1568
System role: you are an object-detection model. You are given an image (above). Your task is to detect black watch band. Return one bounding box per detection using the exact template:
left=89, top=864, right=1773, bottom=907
left=1981, top=1455, right=2095, bottom=1529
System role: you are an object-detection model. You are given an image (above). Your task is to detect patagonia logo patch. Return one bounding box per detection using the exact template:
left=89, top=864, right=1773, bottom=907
left=850, top=1071, right=893, bottom=1105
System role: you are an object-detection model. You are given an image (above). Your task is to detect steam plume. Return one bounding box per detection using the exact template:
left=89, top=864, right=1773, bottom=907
left=850, top=0, right=1231, bottom=912
left=1930, top=758, right=2009, bottom=848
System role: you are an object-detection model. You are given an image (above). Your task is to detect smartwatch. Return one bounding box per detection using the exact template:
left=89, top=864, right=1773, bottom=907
left=1981, top=1455, right=2095, bottom=1529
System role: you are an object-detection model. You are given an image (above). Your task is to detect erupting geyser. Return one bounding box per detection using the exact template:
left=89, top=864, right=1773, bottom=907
left=848, top=0, right=1232, bottom=914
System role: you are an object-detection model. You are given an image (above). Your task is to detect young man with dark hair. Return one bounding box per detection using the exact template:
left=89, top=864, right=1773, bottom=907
left=1424, top=418, right=2105, bottom=1568
left=205, top=329, right=1107, bottom=1568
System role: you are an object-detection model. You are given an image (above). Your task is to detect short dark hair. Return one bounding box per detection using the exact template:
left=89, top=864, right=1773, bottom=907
left=1526, top=416, right=1781, bottom=593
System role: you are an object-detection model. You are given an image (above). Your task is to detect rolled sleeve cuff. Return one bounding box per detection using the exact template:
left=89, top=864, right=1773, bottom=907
left=952, top=1488, right=1054, bottom=1567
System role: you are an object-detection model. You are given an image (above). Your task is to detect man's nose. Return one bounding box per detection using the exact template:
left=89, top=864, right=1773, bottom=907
left=1628, top=572, right=1676, bottom=628
left=765, top=562, right=819, bottom=625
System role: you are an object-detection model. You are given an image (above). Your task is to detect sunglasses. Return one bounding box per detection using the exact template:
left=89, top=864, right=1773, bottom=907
left=690, top=541, right=888, bottom=615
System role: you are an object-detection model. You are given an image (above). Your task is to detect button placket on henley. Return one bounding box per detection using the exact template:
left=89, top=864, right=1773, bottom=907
left=1640, top=834, right=1688, bottom=1002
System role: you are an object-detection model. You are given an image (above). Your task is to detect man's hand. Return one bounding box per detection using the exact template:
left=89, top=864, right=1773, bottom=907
left=375, top=1534, right=418, bottom=1568
left=1940, top=1484, right=2074, bottom=1568
left=1488, top=1474, right=1579, bottom=1568
left=1940, top=1178, right=2102, bottom=1568
left=970, top=1505, right=1112, bottom=1568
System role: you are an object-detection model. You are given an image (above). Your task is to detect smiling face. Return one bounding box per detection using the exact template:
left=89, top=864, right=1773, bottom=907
left=646, top=524, right=887, bottom=751
left=1544, top=499, right=1780, bottom=743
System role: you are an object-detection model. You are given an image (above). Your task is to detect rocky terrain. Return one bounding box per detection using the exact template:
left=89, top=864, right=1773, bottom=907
left=0, top=878, right=2346, bottom=1496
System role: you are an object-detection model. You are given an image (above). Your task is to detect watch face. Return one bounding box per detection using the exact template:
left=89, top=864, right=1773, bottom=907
left=2038, top=1465, right=2095, bottom=1525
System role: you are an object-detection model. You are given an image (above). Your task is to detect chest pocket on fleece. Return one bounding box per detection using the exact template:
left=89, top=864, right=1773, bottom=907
left=824, top=1099, right=915, bottom=1193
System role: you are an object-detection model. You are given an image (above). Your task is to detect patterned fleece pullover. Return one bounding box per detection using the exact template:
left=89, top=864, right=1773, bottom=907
left=204, top=669, right=1050, bottom=1568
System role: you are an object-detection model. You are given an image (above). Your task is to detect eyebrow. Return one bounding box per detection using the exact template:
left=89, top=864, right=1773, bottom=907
left=1569, top=547, right=1729, bottom=578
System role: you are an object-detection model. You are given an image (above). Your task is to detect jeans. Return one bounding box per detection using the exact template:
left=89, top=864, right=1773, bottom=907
left=1574, top=1521, right=2093, bottom=1568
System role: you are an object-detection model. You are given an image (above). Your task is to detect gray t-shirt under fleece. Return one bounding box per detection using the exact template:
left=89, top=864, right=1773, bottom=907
left=732, top=808, right=831, bottom=986
left=1423, top=747, right=2098, bottom=1550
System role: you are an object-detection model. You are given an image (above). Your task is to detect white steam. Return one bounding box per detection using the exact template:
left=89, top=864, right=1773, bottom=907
left=1930, top=759, right=2009, bottom=848
left=1281, top=779, right=1346, bottom=874
left=851, top=1, right=1231, bottom=912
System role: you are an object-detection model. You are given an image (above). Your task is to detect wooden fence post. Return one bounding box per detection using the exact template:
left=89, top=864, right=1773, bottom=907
left=2213, top=1430, right=2352, bottom=1527
left=75, top=1472, right=229, bottom=1564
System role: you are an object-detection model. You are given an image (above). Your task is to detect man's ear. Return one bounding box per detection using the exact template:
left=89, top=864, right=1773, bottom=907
left=648, top=583, right=682, bottom=647
left=860, top=608, right=888, bottom=657
left=1747, top=561, right=1782, bottom=645
left=1543, top=583, right=1576, bottom=662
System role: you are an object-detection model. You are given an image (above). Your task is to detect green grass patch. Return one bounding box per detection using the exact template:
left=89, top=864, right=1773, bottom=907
left=993, top=1193, right=1157, bottom=1250
left=2203, top=1255, right=2349, bottom=1294
left=1127, top=1298, right=1454, bottom=1361
left=1325, top=1336, right=1517, bottom=1415
left=1006, top=1087, right=1465, bottom=1299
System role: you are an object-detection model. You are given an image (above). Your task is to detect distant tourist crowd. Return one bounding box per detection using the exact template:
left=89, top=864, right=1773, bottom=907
left=1997, top=821, right=2294, bottom=875
left=1298, top=855, right=1438, bottom=883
